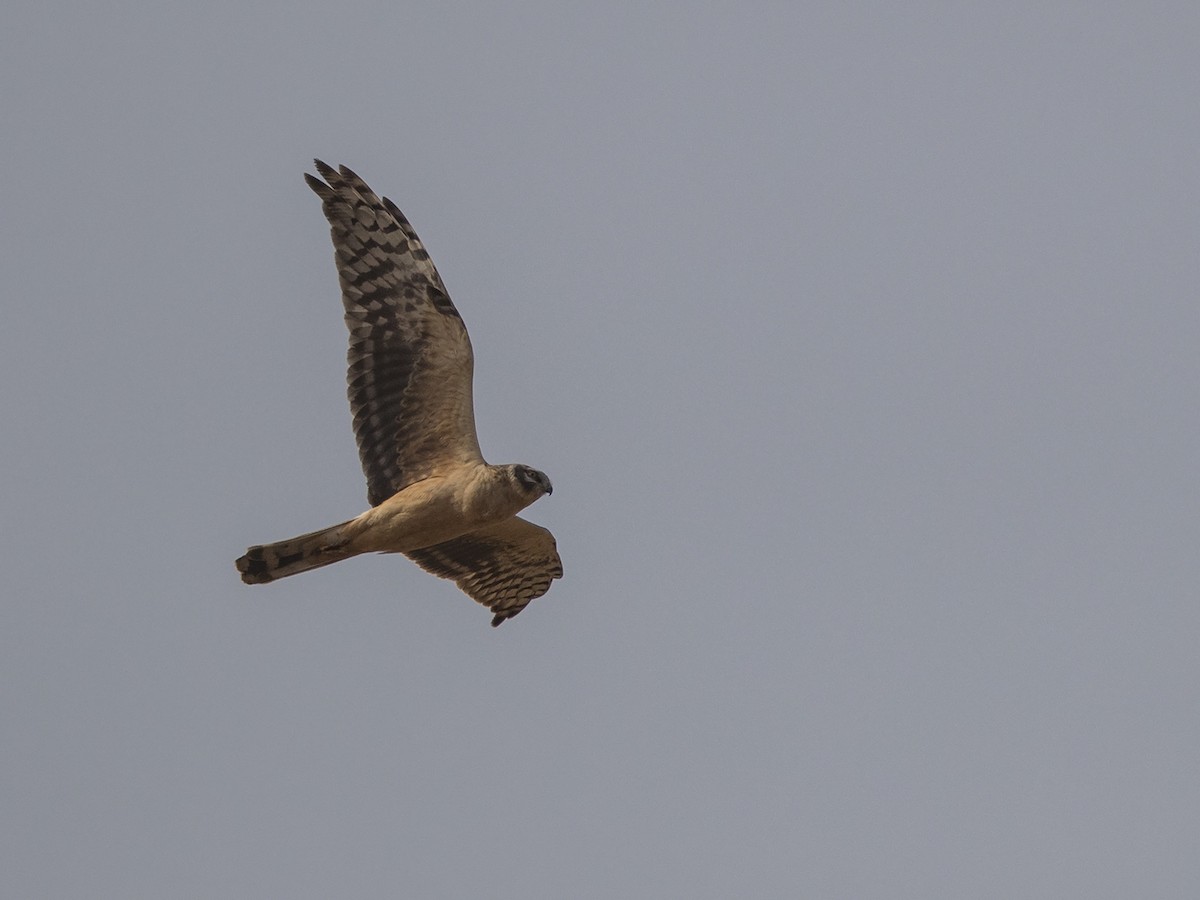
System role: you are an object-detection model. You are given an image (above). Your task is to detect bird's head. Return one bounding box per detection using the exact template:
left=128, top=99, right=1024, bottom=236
left=510, top=464, right=554, bottom=498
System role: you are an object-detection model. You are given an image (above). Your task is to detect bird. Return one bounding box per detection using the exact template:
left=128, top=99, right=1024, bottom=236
left=236, top=160, right=561, bottom=627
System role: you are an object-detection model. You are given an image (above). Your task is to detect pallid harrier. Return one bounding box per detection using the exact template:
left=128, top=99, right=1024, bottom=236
left=236, top=161, right=561, bottom=626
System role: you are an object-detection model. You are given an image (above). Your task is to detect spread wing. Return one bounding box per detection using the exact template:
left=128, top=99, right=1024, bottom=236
left=405, top=517, right=563, bottom=626
left=305, top=160, right=483, bottom=507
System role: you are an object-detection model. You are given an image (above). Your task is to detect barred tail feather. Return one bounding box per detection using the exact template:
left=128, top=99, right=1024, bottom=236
left=236, top=520, right=357, bottom=584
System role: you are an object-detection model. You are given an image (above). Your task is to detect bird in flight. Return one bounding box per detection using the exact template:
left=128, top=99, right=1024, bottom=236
left=236, top=161, right=561, bottom=626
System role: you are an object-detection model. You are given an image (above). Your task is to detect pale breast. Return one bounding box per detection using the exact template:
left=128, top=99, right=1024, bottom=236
left=343, top=464, right=532, bottom=555
left=345, top=475, right=473, bottom=553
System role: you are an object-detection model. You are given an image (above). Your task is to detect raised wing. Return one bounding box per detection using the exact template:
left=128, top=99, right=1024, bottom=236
left=305, top=160, right=483, bottom=506
left=405, top=517, right=563, bottom=626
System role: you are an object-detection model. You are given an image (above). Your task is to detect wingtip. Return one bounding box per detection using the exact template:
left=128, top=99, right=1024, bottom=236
left=490, top=605, right=528, bottom=627
left=307, top=159, right=377, bottom=203
left=307, top=178, right=335, bottom=204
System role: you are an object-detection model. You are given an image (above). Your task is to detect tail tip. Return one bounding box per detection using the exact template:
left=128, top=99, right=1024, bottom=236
left=236, top=547, right=274, bottom=584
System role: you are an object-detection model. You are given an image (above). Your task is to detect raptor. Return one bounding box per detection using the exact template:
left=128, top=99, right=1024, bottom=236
left=236, top=161, right=561, bottom=626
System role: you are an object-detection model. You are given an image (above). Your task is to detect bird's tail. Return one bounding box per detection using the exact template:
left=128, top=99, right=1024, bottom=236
left=236, top=519, right=357, bottom=584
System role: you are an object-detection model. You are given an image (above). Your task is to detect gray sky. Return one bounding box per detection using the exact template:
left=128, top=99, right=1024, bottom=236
left=3, top=3, right=1198, bottom=897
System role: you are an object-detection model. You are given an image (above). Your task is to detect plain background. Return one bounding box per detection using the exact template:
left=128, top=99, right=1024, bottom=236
left=3, top=3, right=1198, bottom=897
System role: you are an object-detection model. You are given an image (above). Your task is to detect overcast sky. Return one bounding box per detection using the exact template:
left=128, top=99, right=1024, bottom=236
left=3, top=3, right=1198, bottom=897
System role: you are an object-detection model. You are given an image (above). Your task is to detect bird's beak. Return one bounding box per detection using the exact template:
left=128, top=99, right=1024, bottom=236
left=545, top=483, right=553, bottom=495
